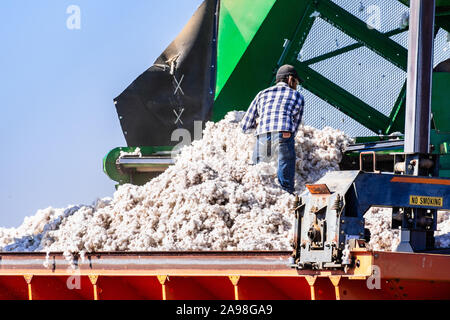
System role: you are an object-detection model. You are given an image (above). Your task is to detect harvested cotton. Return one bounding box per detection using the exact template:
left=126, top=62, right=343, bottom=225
left=436, top=211, right=450, bottom=248
left=364, top=208, right=450, bottom=251
left=399, top=11, right=409, bottom=29
left=364, top=207, right=400, bottom=251
left=119, top=147, right=142, bottom=158
left=0, top=112, right=350, bottom=256
left=0, top=111, right=448, bottom=261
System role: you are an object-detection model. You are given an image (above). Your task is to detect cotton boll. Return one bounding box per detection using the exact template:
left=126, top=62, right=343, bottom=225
left=400, top=11, right=409, bottom=29
left=119, top=147, right=142, bottom=158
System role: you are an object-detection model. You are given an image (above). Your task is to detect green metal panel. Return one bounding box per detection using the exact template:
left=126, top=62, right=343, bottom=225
left=213, top=0, right=312, bottom=121
left=431, top=130, right=450, bottom=152
left=431, top=130, right=450, bottom=178
left=215, top=0, right=277, bottom=100
left=432, top=73, right=450, bottom=132
left=268, top=2, right=316, bottom=85
left=386, top=81, right=407, bottom=134
left=430, top=71, right=450, bottom=178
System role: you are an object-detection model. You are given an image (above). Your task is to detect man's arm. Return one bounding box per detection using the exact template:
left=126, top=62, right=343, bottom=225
left=292, top=93, right=305, bottom=134
left=241, top=93, right=259, bottom=133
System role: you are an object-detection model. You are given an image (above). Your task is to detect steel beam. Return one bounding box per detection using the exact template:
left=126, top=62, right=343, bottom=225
left=271, top=2, right=316, bottom=83
left=315, top=0, right=408, bottom=71
left=404, top=0, right=436, bottom=153
left=303, top=28, right=408, bottom=67
left=386, top=81, right=408, bottom=134
left=293, top=62, right=391, bottom=133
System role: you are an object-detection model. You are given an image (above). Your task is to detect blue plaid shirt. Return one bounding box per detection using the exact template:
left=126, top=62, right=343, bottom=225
left=241, top=82, right=304, bottom=136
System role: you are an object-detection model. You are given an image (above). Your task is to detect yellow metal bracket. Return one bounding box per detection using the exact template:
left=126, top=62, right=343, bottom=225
left=23, top=275, right=33, bottom=300
left=229, top=276, right=241, bottom=300
left=305, top=275, right=317, bottom=300
left=329, top=276, right=342, bottom=300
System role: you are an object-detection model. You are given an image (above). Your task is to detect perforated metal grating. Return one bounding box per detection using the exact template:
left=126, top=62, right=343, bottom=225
left=300, top=0, right=450, bottom=137
left=299, top=17, right=358, bottom=62
left=300, top=87, right=376, bottom=137
left=331, top=0, right=409, bottom=33
left=433, top=28, right=450, bottom=67
left=390, top=25, right=450, bottom=67
left=305, top=19, right=406, bottom=117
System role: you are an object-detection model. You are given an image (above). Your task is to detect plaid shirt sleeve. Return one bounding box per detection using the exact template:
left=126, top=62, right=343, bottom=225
left=241, top=92, right=260, bottom=133
left=292, top=93, right=305, bottom=134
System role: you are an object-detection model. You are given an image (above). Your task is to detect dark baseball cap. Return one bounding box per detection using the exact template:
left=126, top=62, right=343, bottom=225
left=276, top=64, right=301, bottom=83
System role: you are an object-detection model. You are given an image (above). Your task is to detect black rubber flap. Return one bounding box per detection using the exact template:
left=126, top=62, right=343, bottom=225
left=114, top=0, right=218, bottom=147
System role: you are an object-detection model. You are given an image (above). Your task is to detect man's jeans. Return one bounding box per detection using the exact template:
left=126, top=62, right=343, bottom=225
left=252, top=132, right=296, bottom=194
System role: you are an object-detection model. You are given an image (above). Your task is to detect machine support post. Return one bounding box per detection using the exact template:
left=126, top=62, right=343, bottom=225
left=404, top=0, right=435, bottom=154
left=399, top=0, right=437, bottom=252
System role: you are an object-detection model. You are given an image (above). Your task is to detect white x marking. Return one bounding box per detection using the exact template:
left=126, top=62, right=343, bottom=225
left=173, top=74, right=185, bottom=95
left=173, top=108, right=184, bottom=125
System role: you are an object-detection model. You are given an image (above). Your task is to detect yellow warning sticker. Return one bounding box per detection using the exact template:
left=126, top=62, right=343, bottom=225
left=410, top=195, right=443, bottom=207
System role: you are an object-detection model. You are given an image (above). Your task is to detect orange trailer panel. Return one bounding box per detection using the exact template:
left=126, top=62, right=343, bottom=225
left=0, top=251, right=448, bottom=300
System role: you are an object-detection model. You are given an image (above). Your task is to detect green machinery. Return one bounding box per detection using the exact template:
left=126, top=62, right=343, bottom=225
left=104, top=0, right=450, bottom=186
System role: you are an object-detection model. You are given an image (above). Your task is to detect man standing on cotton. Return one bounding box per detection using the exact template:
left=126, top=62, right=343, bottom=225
left=241, top=65, right=305, bottom=194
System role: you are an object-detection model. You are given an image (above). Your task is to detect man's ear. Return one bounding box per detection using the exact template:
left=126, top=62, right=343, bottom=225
left=288, top=76, right=296, bottom=89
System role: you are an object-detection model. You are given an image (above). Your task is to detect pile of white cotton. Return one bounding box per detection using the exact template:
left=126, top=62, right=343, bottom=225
left=0, top=112, right=350, bottom=255
left=365, top=208, right=450, bottom=251
left=0, top=111, right=448, bottom=259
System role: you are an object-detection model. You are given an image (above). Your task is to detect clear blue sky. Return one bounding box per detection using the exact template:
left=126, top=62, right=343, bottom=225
left=0, top=0, right=203, bottom=227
